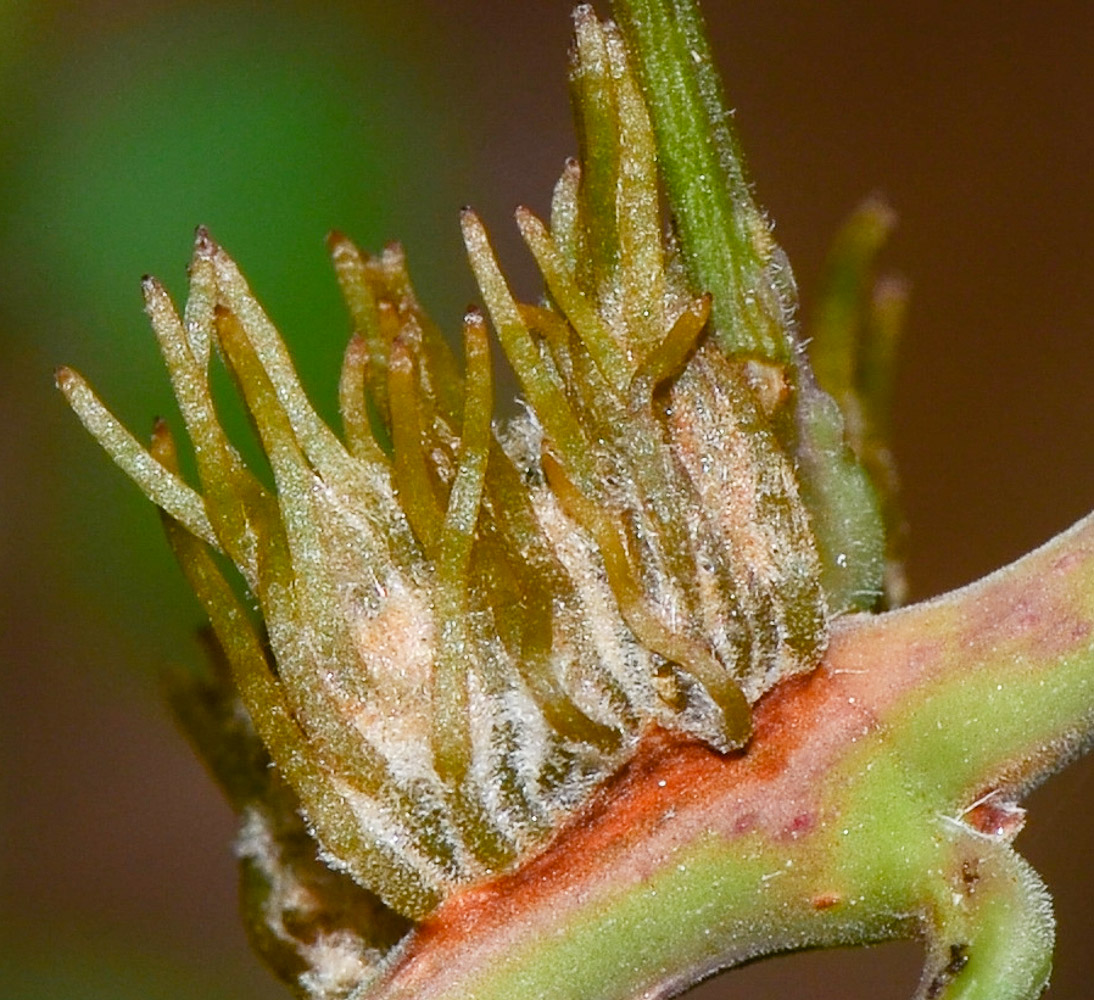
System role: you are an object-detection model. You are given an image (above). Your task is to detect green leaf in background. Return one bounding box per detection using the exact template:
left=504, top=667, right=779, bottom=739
left=1, top=0, right=469, bottom=659
left=1, top=5, right=469, bottom=997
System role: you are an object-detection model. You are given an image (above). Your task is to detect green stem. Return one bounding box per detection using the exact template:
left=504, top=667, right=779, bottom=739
left=915, top=841, right=1053, bottom=1000
left=612, top=0, right=887, bottom=618
left=611, top=0, right=792, bottom=360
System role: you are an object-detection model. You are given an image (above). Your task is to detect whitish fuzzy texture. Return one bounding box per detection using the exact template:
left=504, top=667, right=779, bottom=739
left=58, top=10, right=842, bottom=997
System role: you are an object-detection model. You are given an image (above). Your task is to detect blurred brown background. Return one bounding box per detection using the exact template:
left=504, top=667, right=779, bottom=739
left=2, top=0, right=1091, bottom=997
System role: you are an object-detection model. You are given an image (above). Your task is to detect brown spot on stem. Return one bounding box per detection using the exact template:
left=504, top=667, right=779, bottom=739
left=781, top=812, right=816, bottom=840
left=960, top=859, right=980, bottom=893
left=965, top=798, right=1026, bottom=841
left=733, top=813, right=758, bottom=835
left=925, top=943, right=969, bottom=999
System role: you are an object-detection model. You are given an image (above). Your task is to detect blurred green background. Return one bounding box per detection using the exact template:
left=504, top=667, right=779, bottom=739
left=2, top=1, right=1091, bottom=997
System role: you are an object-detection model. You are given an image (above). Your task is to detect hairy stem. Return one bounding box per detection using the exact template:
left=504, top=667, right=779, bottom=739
left=361, top=510, right=1094, bottom=1000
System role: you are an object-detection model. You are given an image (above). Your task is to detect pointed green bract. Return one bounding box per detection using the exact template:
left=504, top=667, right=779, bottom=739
left=807, top=199, right=908, bottom=605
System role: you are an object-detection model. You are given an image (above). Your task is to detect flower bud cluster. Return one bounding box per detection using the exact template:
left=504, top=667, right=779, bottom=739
left=59, top=10, right=859, bottom=996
